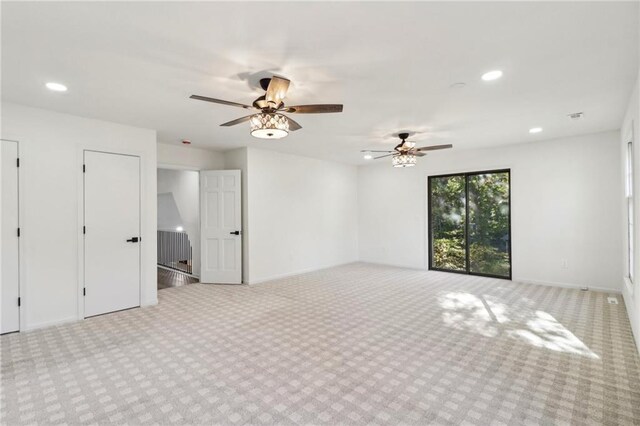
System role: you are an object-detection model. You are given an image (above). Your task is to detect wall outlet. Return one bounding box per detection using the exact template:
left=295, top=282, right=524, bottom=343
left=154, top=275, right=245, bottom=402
left=560, top=259, right=568, bottom=269
left=607, top=296, right=619, bottom=305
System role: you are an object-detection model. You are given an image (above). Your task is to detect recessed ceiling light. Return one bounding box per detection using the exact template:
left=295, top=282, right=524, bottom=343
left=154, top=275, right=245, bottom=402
left=181, top=139, right=191, bottom=145
left=46, top=82, right=67, bottom=92
left=529, top=127, right=543, bottom=134
left=363, top=153, right=373, bottom=160
left=481, top=70, right=503, bottom=81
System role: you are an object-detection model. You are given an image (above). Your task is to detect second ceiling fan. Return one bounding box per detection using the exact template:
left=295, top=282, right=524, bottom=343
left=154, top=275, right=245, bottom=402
left=190, top=76, right=343, bottom=140
left=362, top=133, right=453, bottom=168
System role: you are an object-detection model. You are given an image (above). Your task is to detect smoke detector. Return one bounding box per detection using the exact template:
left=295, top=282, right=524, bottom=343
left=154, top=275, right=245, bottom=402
left=568, top=112, right=584, bottom=120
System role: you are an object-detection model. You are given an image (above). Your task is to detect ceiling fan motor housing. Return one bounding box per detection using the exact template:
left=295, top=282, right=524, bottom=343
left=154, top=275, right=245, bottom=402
left=259, top=78, right=272, bottom=91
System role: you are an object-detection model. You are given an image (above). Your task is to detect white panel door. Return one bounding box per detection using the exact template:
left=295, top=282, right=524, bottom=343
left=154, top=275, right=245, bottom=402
left=84, top=151, right=141, bottom=317
left=200, top=170, right=242, bottom=284
left=1, top=140, right=20, bottom=333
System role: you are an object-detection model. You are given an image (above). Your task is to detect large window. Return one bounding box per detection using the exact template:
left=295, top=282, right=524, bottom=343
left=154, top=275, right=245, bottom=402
left=627, top=141, right=635, bottom=283
left=428, top=169, right=511, bottom=279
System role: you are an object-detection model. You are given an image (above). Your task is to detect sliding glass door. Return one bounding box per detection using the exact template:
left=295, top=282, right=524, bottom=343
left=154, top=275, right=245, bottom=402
left=429, top=174, right=467, bottom=272
left=428, top=169, right=511, bottom=279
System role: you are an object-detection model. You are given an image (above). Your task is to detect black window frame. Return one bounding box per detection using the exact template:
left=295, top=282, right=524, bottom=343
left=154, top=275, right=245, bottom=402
left=428, top=168, right=512, bottom=280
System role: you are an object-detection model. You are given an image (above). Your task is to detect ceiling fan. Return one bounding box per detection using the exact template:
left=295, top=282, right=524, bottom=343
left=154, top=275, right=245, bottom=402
left=190, top=76, right=343, bottom=140
left=361, top=132, right=453, bottom=168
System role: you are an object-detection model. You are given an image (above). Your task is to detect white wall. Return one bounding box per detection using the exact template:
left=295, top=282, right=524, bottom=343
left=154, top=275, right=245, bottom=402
left=358, top=131, right=622, bottom=293
left=157, top=168, right=200, bottom=276
left=157, top=143, right=224, bottom=170
left=1, top=103, right=157, bottom=330
left=621, top=76, right=640, bottom=353
left=241, top=148, right=359, bottom=284
left=223, top=148, right=250, bottom=282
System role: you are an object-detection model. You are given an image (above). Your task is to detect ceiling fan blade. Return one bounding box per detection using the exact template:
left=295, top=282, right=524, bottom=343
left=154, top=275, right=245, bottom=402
left=220, top=115, right=254, bottom=127
left=266, top=76, right=290, bottom=108
left=409, top=151, right=426, bottom=157
left=287, top=116, right=302, bottom=131
left=190, top=95, right=254, bottom=110
left=374, top=153, right=396, bottom=160
left=284, top=104, right=343, bottom=114
left=416, top=144, right=453, bottom=151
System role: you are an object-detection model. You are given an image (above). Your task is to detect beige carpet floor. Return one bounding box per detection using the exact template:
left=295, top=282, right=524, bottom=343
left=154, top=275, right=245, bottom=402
left=2, top=263, right=639, bottom=425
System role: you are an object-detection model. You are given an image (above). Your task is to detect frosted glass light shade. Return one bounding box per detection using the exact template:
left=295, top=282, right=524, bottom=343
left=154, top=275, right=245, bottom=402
left=392, top=154, right=417, bottom=168
left=250, top=113, right=289, bottom=139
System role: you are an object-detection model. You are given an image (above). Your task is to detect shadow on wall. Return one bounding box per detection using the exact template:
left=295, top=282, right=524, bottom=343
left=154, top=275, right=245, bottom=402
left=158, top=192, right=183, bottom=230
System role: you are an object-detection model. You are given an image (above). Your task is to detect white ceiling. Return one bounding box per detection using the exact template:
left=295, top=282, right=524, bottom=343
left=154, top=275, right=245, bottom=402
left=2, top=1, right=638, bottom=164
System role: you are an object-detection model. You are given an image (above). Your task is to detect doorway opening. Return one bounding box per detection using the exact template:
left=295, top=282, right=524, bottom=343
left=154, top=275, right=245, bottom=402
left=157, top=168, right=200, bottom=289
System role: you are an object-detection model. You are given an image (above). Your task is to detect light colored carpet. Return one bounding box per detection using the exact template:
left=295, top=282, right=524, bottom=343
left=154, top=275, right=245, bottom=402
left=2, top=263, right=639, bottom=425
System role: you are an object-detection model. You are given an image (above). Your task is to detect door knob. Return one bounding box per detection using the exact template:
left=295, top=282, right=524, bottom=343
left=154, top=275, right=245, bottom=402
left=230, top=231, right=241, bottom=235
left=126, top=237, right=140, bottom=243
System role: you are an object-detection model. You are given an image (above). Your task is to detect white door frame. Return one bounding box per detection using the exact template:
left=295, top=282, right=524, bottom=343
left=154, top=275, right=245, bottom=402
left=77, top=146, right=148, bottom=320
left=83, top=150, right=141, bottom=317
left=156, top=163, right=239, bottom=283
left=1, top=138, right=25, bottom=333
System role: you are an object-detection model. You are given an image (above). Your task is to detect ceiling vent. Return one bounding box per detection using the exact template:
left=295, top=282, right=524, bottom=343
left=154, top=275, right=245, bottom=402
left=568, top=112, right=584, bottom=120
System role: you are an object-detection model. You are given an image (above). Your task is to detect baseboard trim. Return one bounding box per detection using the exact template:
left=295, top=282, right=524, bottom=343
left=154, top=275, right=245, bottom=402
left=23, top=316, right=78, bottom=332
left=21, top=300, right=158, bottom=333
left=359, top=261, right=621, bottom=294
left=515, top=278, right=621, bottom=294
left=357, top=260, right=426, bottom=271
left=247, top=261, right=359, bottom=285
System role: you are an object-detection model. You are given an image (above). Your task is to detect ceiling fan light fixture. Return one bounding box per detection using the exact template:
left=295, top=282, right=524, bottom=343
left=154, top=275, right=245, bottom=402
left=392, top=154, right=417, bottom=168
left=250, top=113, right=289, bottom=139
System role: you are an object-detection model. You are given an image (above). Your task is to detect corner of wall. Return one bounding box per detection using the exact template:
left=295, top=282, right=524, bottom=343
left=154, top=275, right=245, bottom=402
left=620, top=70, right=640, bottom=354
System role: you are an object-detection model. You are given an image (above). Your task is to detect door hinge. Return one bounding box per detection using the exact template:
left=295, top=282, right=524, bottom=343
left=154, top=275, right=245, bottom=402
left=83, top=288, right=86, bottom=296
left=17, top=228, right=20, bottom=237
left=83, top=164, right=86, bottom=173
left=83, top=226, right=86, bottom=234
left=16, top=158, right=20, bottom=167
left=18, top=297, right=21, bottom=307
